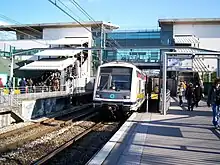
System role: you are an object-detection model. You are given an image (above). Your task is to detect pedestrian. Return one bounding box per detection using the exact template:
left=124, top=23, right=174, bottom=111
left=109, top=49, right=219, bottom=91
left=177, top=82, right=184, bottom=106
left=19, top=78, right=26, bottom=94
left=207, top=78, right=220, bottom=129
left=194, top=82, right=202, bottom=107
left=185, top=82, right=195, bottom=111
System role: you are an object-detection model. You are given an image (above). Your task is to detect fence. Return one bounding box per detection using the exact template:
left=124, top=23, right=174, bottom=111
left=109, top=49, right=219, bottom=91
left=0, top=84, right=89, bottom=108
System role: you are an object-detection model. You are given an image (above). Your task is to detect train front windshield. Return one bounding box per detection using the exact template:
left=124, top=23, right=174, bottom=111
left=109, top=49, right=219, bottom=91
left=97, top=67, right=132, bottom=91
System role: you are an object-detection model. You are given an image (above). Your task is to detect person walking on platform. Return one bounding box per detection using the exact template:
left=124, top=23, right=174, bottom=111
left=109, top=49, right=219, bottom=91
left=194, top=82, right=202, bottom=107
left=185, top=82, right=195, bottom=111
left=177, top=83, right=184, bottom=106
left=207, top=78, right=220, bottom=129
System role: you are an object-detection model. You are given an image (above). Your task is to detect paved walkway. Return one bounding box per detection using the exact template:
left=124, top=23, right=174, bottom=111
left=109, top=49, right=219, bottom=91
left=88, top=98, right=220, bottom=165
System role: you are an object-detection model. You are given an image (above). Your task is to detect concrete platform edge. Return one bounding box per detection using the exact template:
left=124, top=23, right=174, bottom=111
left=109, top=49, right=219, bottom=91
left=87, top=112, right=137, bottom=165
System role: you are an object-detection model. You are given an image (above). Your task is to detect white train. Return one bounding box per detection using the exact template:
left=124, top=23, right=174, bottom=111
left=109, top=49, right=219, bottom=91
left=93, top=61, right=146, bottom=118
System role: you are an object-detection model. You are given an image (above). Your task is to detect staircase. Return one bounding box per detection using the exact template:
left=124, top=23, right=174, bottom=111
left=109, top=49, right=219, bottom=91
left=0, top=94, right=24, bottom=127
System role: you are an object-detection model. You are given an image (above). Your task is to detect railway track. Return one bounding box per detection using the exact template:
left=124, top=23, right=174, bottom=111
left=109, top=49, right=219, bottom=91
left=41, top=121, right=123, bottom=165
left=0, top=104, right=97, bottom=153
left=33, top=122, right=103, bottom=165
left=0, top=109, right=127, bottom=165
left=0, top=111, right=102, bottom=165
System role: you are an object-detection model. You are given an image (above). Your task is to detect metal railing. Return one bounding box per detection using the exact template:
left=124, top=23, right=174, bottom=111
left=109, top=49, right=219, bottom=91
left=0, top=84, right=89, bottom=108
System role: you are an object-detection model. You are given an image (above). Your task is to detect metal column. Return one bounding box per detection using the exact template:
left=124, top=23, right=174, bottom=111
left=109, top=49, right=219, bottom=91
left=217, top=59, right=220, bottom=77
left=100, top=24, right=104, bottom=65
left=60, top=70, right=65, bottom=90
left=162, top=52, right=167, bottom=115
left=10, top=54, right=14, bottom=81
left=10, top=45, right=14, bottom=81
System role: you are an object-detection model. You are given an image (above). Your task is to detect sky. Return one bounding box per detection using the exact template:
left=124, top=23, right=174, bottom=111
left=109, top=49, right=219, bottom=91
left=0, top=0, right=220, bottom=29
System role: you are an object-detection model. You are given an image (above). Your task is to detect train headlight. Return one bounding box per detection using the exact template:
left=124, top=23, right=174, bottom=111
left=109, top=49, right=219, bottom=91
left=124, top=96, right=130, bottom=99
left=96, top=94, right=100, bottom=98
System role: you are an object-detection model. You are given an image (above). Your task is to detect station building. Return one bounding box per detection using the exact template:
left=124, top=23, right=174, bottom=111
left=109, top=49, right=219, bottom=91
left=159, top=18, right=220, bottom=72
left=0, top=18, right=220, bottom=85
left=105, top=18, right=220, bottom=73
left=0, top=21, right=118, bottom=85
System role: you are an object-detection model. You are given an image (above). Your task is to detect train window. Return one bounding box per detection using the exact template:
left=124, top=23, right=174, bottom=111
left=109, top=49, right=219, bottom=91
left=97, top=74, right=131, bottom=91
left=97, top=74, right=110, bottom=90
left=139, top=80, right=141, bottom=93
left=98, top=67, right=133, bottom=91
left=111, top=75, right=131, bottom=90
left=136, top=80, right=139, bottom=94
left=141, top=81, right=144, bottom=93
left=100, top=67, right=132, bottom=75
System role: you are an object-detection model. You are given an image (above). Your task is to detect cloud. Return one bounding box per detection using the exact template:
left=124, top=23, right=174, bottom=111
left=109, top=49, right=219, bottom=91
left=0, top=20, right=10, bottom=25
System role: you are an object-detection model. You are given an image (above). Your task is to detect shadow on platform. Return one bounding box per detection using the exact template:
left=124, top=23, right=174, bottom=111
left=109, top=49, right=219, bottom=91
left=102, top=98, right=220, bottom=165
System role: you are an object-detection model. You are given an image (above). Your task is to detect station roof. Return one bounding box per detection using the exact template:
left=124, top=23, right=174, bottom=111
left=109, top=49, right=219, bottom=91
left=158, top=18, right=220, bottom=26
left=35, top=49, right=82, bottom=56
left=49, top=37, right=88, bottom=45
left=19, top=58, right=75, bottom=71
left=0, top=21, right=119, bottom=31
left=174, top=35, right=199, bottom=44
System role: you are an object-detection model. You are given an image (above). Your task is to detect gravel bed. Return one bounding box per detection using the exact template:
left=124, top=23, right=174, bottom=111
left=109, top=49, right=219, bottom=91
left=0, top=124, right=55, bottom=149
left=0, top=122, right=33, bottom=135
left=44, top=122, right=121, bottom=165
left=0, top=120, right=97, bottom=165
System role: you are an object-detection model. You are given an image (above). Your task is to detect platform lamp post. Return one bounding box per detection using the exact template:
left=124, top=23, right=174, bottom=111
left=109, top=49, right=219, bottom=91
left=9, top=46, right=16, bottom=93
left=162, top=52, right=167, bottom=115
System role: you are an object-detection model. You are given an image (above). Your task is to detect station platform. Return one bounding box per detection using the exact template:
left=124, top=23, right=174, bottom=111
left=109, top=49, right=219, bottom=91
left=88, top=98, right=220, bottom=165
left=0, top=91, right=93, bottom=128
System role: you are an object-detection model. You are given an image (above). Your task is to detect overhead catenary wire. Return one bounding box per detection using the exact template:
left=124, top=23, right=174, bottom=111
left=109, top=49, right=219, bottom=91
left=68, top=0, right=123, bottom=49
left=49, top=0, right=122, bottom=49
left=48, top=0, right=93, bottom=33
left=0, top=25, right=49, bottom=46
left=0, top=13, right=52, bottom=47
left=64, top=0, right=124, bottom=63
left=0, top=13, right=42, bottom=35
left=48, top=0, right=125, bottom=63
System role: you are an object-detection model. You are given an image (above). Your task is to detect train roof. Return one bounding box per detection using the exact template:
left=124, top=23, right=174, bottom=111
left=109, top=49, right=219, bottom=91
left=100, top=61, right=145, bottom=75
left=100, top=61, right=137, bottom=68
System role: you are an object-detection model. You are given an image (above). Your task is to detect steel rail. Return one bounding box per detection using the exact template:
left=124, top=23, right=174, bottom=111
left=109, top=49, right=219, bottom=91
left=0, top=105, right=97, bottom=153
left=32, top=121, right=103, bottom=165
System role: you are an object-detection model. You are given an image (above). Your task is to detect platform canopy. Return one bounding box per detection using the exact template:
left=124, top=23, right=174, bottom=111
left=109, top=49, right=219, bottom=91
left=34, top=49, right=82, bottom=57
left=19, top=58, right=75, bottom=71
left=174, top=48, right=201, bottom=53
left=49, top=37, right=89, bottom=45
left=174, top=35, right=199, bottom=44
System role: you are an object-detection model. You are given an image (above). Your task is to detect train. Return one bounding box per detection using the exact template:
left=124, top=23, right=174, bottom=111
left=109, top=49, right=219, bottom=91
left=93, top=61, right=146, bottom=119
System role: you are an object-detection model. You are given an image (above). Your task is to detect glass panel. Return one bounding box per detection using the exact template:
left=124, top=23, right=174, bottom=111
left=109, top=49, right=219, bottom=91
left=103, top=48, right=161, bottom=63
left=107, top=31, right=160, bottom=40
left=111, top=75, right=131, bottom=90
left=97, top=67, right=132, bottom=91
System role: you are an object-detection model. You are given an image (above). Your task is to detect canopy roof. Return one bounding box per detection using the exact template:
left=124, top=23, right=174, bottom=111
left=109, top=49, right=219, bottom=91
left=35, top=49, right=82, bottom=57
left=174, top=35, right=199, bottom=44
left=49, top=37, right=89, bottom=45
left=19, top=58, right=75, bottom=71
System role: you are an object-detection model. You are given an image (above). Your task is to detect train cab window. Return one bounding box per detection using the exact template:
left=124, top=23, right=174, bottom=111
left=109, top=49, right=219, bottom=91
left=97, top=67, right=132, bottom=91
left=97, top=74, right=110, bottom=90
left=111, top=75, right=131, bottom=90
